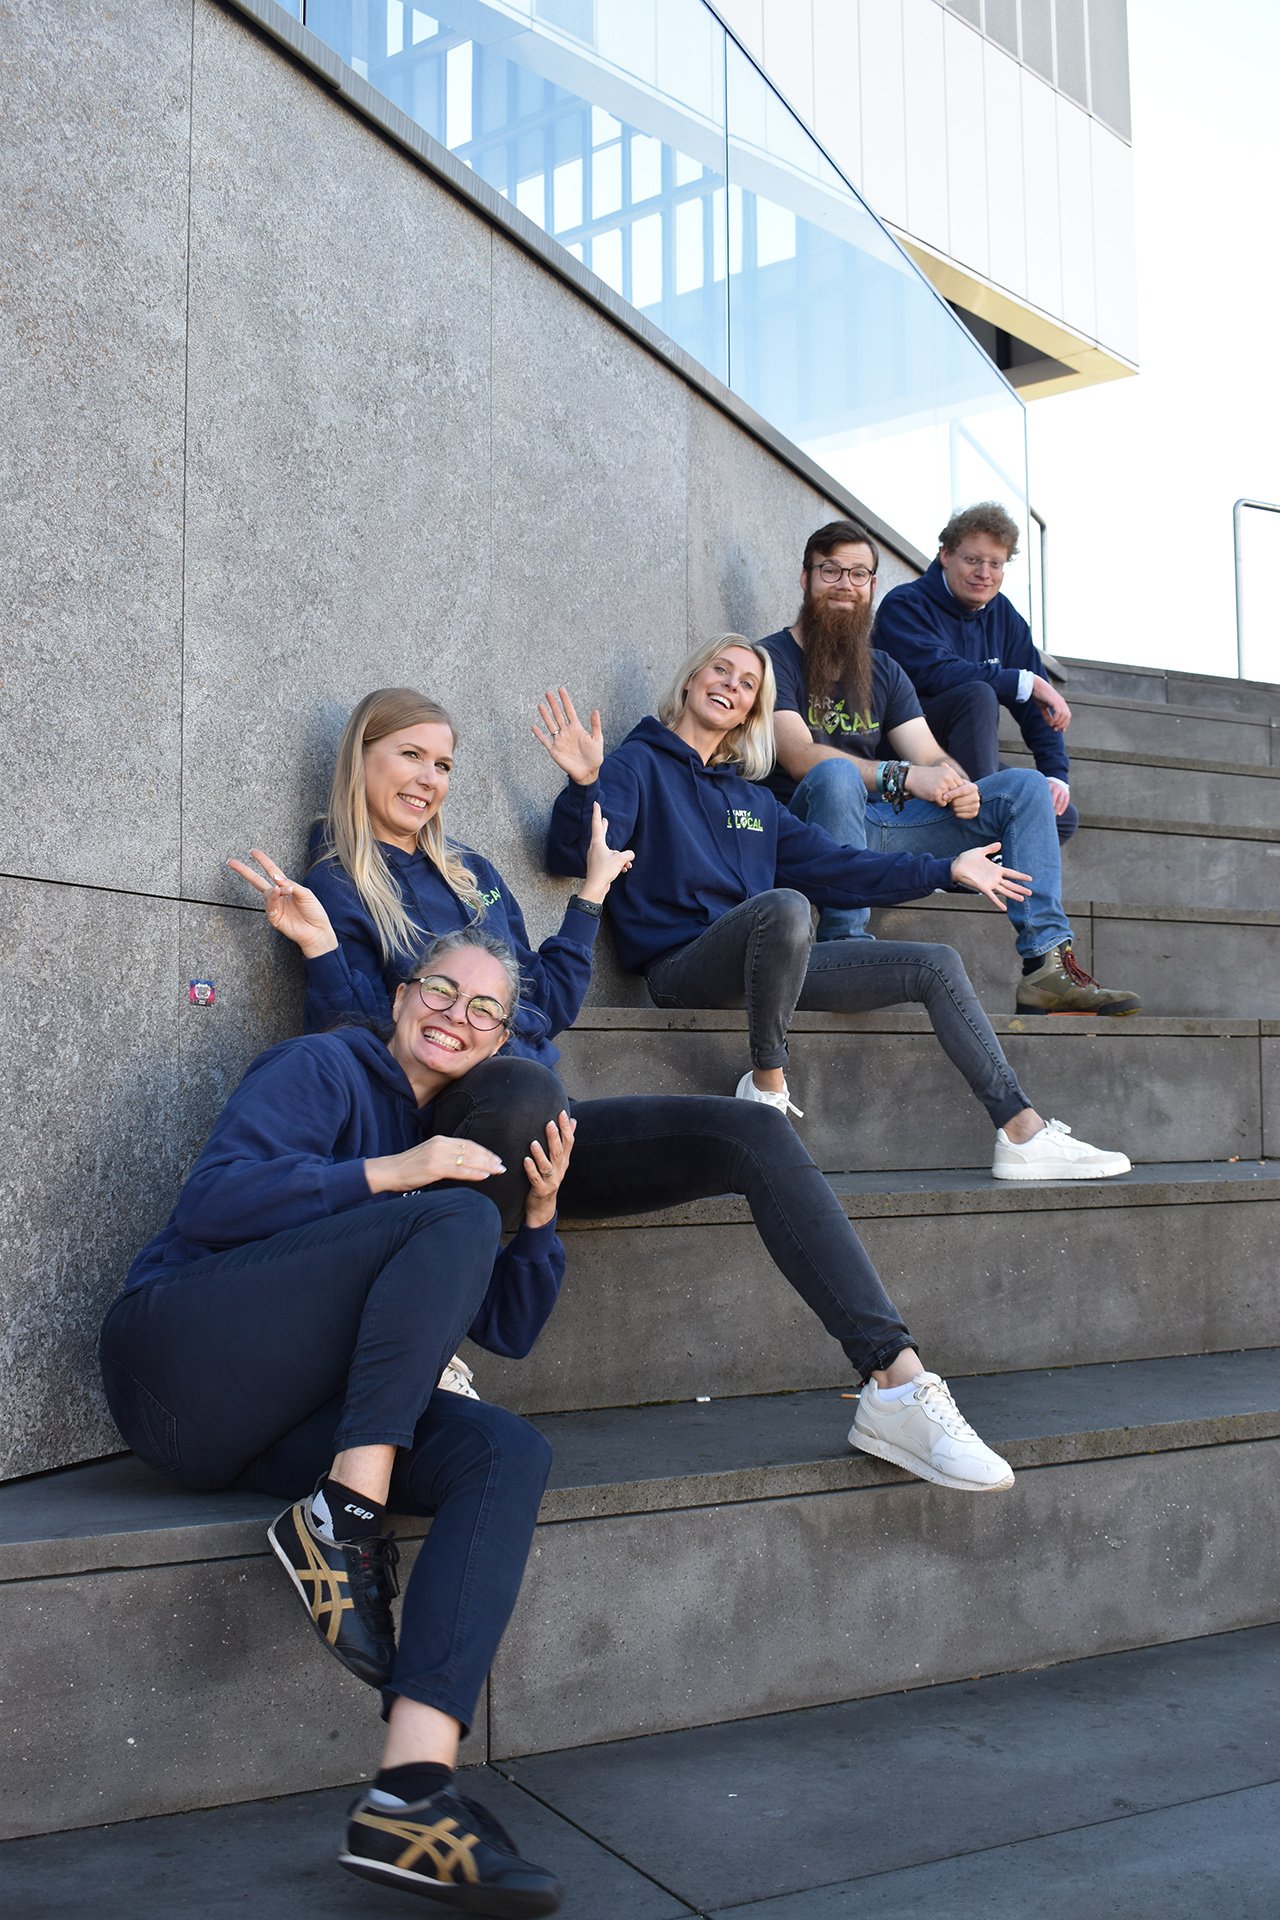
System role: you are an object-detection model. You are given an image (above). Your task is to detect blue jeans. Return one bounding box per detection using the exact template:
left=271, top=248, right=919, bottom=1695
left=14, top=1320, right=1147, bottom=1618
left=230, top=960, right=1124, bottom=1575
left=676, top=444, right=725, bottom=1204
left=646, top=890, right=1030, bottom=1129
left=921, top=682, right=1079, bottom=845
left=788, top=758, right=1073, bottom=958
left=99, top=1189, right=551, bottom=1732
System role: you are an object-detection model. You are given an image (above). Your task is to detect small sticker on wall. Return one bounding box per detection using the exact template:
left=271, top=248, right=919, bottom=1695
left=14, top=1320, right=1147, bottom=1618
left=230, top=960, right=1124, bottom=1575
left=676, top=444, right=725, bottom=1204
left=188, top=980, right=216, bottom=1006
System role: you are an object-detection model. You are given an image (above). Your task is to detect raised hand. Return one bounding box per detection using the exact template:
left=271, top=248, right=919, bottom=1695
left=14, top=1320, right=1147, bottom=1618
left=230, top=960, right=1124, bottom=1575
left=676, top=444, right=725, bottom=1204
left=364, top=1135, right=507, bottom=1196
left=949, top=842, right=1033, bottom=912
left=532, top=686, right=604, bottom=785
left=523, top=1111, right=577, bottom=1229
left=581, top=801, right=634, bottom=902
left=227, top=848, right=338, bottom=958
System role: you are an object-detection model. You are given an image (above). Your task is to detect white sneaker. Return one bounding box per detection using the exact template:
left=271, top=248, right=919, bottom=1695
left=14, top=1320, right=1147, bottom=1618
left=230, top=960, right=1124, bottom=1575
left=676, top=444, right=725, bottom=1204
left=437, top=1354, right=479, bottom=1398
left=992, top=1117, right=1130, bottom=1182
left=849, top=1372, right=1014, bottom=1492
left=735, top=1068, right=804, bottom=1119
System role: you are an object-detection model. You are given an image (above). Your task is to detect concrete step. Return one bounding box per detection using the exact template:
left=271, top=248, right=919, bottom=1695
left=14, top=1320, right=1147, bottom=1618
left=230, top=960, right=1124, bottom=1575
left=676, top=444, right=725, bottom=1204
left=6, top=1626, right=1278, bottom=1917
left=555, top=1008, right=1277, bottom=1173
left=1000, top=690, right=1277, bottom=764
left=1060, top=653, right=1280, bottom=720
left=1005, top=743, right=1280, bottom=831
left=477, top=1162, right=1280, bottom=1415
left=4, top=1354, right=1277, bottom=1834
left=1054, top=815, right=1280, bottom=912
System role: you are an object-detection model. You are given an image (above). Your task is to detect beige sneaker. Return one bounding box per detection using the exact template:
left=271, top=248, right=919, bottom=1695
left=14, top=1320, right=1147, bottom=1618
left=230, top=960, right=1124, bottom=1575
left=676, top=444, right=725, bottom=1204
left=1016, top=944, right=1141, bottom=1016
left=849, top=1373, right=1014, bottom=1491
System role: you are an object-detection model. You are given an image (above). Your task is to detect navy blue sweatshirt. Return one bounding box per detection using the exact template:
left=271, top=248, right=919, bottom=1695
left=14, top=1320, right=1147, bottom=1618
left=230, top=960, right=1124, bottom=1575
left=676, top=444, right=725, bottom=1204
left=125, top=1028, right=563, bottom=1359
left=874, top=559, right=1068, bottom=782
left=546, top=716, right=954, bottom=973
left=302, top=832, right=600, bottom=1066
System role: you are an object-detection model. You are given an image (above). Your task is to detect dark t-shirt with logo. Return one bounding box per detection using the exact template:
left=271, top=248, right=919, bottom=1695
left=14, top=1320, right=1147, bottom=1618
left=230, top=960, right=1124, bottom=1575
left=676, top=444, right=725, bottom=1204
left=761, top=628, right=923, bottom=804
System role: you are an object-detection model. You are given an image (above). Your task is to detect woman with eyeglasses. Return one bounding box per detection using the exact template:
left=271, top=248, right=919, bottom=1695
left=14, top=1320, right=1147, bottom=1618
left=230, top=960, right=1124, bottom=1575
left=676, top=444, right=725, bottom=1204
left=230, top=686, right=1016, bottom=1500
left=99, top=926, right=567, bottom=1912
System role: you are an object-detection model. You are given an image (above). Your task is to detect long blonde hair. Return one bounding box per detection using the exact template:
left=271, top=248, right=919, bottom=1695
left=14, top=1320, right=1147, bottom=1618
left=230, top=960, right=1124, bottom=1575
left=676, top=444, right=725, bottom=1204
left=315, top=688, right=482, bottom=965
left=656, top=635, right=778, bottom=783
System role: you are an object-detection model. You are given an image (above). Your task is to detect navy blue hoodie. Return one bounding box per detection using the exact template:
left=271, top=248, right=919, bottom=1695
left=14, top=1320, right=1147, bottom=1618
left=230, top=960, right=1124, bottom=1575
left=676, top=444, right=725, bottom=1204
left=124, top=1027, right=563, bottom=1359
left=874, top=559, right=1068, bottom=781
left=303, top=831, right=600, bottom=1067
left=546, top=716, right=954, bottom=973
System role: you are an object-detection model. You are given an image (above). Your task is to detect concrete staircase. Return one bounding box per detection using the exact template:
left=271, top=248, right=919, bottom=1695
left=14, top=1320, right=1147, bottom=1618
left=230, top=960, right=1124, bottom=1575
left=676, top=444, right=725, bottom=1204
left=2, top=657, right=1278, bottom=1852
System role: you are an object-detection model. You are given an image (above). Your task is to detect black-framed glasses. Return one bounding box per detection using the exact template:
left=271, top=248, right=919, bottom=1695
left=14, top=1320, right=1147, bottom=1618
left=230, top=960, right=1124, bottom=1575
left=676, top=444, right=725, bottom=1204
left=815, top=560, right=876, bottom=585
left=411, top=974, right=509, bottom=1032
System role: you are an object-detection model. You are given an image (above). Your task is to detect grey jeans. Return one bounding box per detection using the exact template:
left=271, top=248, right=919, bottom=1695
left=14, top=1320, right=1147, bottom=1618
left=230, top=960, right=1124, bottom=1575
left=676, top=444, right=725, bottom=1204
left=645, top=889, right=1030, bottom=1129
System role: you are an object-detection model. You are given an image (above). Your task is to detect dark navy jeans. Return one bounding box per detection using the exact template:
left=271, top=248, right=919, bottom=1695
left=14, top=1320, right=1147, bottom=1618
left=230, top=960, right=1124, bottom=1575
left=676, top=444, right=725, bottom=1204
left=430, top=1057, right=916, bottom=1379
left=921, top=680, right=1079, bottom=845
left=99, top=1189, right=551, bottom=1732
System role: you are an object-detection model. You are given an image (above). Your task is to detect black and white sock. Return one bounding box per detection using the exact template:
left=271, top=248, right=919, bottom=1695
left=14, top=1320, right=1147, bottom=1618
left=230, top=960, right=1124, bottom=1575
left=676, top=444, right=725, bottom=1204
left=310, top=1477, right=385, bottom=1543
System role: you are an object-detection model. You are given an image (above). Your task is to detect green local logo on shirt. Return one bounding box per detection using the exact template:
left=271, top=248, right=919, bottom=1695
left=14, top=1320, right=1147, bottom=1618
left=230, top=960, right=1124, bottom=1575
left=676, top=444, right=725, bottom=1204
left=478, top=885, right=502, bottom=907
left=809, top=696, right=879, bottom=738
left=726, top=807, right=764, bottom=833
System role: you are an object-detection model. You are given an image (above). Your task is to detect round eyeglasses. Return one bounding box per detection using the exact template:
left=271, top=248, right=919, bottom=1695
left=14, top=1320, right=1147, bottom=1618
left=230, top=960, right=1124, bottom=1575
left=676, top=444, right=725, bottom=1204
left=815, top=561, right=876, bottom=585
left=411, top=974, right=509, bottom=1032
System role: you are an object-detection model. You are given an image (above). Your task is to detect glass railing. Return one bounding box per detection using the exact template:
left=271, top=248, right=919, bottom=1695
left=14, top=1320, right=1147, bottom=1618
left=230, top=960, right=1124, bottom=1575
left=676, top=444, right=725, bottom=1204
left=298, top=1, right=1030, bottom=618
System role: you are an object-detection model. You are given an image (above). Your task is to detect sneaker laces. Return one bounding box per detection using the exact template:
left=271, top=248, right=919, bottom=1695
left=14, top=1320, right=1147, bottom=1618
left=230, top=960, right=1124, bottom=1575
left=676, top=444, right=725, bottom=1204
left=348, top=1534, right=400, bottom=1632
left=454, top=1791, right=519, bottom=1853
left=912, top=1376, right=980, bottom=1442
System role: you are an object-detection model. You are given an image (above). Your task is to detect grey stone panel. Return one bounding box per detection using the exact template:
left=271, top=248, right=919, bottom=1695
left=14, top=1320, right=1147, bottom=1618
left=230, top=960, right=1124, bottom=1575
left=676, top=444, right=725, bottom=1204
left=0, top=1771, right=694, bottom=1918
left=554, top=1017, right=1260, bottom=1171
left=488, top=1439, right=1280, bottom=1755
left=0, top=1537, right=485, bottom=1841
left=477, top=1188, right=1280, bottom=1413
left=1005, top=751, right=1280, bottom=832
left=684, top=404, right=837, bottom=647
left=1064, top=821, right=1280, bottom=911
left=1092, top=913, right=1280, bottom=1019
left=1167, top=671, right=1280, bottom=717
left=177, top=899, right=305, bottom=1171
left=484, top=244, right=691, bottom=917
left=1264, top=1035, right=1280, bottom=1159
left=511, top=1629, right=1280, bottom=1915
left=714, top=1787, right=1280, bottom=1918
left=181, top=1, right=495, bottom=904
left=1001, top=699, right=1272, bottom=764
left=1, top=0, right=189, bottom=894
left=0, top=879, right=182, bottom=1481
left=1056, top=659, right=1167, bottom=702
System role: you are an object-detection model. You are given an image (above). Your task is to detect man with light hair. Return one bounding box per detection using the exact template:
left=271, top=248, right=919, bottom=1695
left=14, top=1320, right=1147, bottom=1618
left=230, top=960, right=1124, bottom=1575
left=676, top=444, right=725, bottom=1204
left=874, top=503, right=1078, bottom=845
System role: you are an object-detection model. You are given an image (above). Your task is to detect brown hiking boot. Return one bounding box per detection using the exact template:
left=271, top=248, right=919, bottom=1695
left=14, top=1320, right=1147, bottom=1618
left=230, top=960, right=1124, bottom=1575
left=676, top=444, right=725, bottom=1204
left=1016, top=944, right=1142, bottom=1016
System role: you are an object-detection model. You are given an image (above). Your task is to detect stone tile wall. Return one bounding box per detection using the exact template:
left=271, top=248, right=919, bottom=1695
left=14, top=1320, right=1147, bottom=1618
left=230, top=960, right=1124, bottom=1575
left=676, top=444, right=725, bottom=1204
left=1, top=0, right=859, bottom=1477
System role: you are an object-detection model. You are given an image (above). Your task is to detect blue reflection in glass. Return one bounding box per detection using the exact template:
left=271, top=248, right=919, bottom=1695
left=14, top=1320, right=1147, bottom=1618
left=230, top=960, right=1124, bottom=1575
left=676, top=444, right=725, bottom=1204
left=299, top=2, right=1028, bottom=616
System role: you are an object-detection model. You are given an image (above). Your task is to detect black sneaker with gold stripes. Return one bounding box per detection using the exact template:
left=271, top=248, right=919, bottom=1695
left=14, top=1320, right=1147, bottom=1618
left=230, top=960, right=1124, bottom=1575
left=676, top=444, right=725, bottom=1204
left=267, top=1495, right=399, bottom=1688
left=340, top=1785, right=562, bottom=1916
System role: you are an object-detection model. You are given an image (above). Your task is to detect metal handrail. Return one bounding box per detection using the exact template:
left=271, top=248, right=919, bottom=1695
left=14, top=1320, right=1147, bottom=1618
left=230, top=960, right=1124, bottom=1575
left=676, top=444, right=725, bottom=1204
left=1233, top=498, right=1280, bottom=679
left=1029, top=503, right=1048, bottom=651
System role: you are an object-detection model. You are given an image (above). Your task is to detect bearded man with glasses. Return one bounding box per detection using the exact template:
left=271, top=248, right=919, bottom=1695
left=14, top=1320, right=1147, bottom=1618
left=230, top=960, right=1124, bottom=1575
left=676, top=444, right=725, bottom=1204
left=759, top=517, right=1141, bottom=1020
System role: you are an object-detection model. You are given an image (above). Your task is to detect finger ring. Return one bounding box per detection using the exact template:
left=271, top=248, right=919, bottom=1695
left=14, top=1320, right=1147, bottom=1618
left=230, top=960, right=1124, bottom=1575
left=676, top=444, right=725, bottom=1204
left=549, top=728, right=560, bottom=739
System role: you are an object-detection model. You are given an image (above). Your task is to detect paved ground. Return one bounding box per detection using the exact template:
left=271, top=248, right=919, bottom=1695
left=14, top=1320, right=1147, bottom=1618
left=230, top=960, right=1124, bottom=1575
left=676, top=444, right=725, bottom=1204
left=6, top=1626, right=1278, bottom=1918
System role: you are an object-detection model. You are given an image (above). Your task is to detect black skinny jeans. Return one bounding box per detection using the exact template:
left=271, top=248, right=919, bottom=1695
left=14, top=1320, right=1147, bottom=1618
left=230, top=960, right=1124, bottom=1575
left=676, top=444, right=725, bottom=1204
left=444, top=1055, right=914, bottom=1378
left=99, top=1189, right=551, bottom=1731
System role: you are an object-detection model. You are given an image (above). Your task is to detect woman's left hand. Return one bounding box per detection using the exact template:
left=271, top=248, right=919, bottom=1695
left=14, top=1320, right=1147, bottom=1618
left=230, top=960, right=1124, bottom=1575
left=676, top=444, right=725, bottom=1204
left=523, top=1111, right=576, bottom=1230
left=532, top=687, right=604, bottom=785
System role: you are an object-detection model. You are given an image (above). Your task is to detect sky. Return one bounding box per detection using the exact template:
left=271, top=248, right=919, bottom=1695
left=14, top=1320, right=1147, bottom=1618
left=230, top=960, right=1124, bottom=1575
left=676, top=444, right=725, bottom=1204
left=1025, top=0, right=1280, bottom=682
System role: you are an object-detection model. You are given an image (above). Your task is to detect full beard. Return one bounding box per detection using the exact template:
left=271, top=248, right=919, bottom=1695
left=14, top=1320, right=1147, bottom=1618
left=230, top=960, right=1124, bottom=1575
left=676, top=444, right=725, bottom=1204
left=796, top=592, right=874, bottom=725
